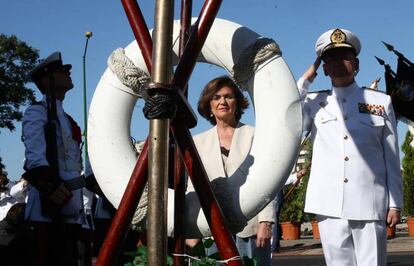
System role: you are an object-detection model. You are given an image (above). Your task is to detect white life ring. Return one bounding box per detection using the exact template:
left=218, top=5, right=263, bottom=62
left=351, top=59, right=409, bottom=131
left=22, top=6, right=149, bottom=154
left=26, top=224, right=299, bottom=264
left=88, top=18, right=302, bottom=237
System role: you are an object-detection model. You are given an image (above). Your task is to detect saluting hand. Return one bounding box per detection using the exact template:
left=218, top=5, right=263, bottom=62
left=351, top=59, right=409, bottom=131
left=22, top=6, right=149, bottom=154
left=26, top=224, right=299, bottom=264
left=302, top=57, right=322, bottom=83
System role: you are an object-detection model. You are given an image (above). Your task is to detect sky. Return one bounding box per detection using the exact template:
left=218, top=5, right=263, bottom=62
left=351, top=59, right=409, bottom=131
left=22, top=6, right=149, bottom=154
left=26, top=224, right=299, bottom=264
left=1, top=0, right=413, bottom=180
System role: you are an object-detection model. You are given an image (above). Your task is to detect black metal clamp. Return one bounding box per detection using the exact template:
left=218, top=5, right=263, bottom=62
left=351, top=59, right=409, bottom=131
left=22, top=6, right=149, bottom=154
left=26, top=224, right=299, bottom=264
left=142, top=82, right=197, bottom=128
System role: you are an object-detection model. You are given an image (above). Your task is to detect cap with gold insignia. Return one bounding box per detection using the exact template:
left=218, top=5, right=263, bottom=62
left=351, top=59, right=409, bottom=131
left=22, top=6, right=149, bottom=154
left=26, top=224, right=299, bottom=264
left=29, top=52, right=72, bottom=83
left=315, top=28, right=361, bottom=57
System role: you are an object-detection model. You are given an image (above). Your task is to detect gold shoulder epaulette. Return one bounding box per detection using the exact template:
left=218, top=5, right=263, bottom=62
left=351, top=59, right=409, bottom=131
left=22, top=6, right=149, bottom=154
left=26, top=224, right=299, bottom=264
left=308, top=89, right=331, bottom=94
left=362, top=86, right=386, bottom=94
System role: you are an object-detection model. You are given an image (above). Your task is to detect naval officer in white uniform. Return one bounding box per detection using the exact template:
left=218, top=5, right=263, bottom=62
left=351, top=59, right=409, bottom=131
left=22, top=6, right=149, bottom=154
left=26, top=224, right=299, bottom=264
left=297, top=28, right=403, bottom=266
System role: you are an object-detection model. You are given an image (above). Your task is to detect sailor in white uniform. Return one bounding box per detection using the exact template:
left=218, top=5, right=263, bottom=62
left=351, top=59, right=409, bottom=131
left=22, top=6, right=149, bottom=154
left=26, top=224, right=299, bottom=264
left=297, top=29, right=403, bottom=266
left=22, top=52, right=84, bottom=266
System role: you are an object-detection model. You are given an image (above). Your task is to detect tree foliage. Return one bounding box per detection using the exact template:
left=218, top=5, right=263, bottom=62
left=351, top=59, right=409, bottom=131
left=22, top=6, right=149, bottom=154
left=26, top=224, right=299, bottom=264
left=402, top=129, right=414, bottom=217
left=0, top=157, right=4, bottom=171
left=0, top=34, right=39, bottom=132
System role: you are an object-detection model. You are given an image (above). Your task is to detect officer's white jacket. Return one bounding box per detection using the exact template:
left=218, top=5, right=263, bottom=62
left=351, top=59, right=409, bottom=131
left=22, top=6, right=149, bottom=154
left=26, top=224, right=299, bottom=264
left=298, top=78, right=403, bottom=220
left=22, top=96, right=84, bottom=223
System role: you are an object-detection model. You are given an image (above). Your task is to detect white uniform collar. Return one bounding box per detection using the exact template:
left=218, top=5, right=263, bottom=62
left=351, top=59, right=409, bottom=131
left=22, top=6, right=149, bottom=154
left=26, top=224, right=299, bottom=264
left=332, top=81, right=359, bottom=98
left=41, top=95, right=64, bottom=112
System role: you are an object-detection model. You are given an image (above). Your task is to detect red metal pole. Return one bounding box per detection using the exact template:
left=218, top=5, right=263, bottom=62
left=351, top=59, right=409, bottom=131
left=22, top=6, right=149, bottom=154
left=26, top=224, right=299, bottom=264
left=121, top=0, right=153, bottom=73
left=96, top=140, right=149, bottom=266
left=171, top=121, right=242, bottom=266
left=172, top=143, right=186, bottom=266
left=97, top=3, right=154, bottom=264
left=179, top=0, right=192, bottom=61
left=173, top=2, right=192, bottom=265
left=172, top=0, right=223, bottom=91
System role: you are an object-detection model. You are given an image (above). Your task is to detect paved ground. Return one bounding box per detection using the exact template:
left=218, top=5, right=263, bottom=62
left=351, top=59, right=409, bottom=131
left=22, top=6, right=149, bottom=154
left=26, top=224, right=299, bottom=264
left=273, top=253, right=414, bottom=266
left=93, top=223, right=413, bottom=265
left=272, top=222, right=414, bottom=265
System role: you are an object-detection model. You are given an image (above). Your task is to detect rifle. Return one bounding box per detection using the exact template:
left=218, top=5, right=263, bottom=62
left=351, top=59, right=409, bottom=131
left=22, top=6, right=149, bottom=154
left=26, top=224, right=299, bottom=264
left=39, top=70, right=69, bottom=221
left=45, top=70, right=60, bottom=175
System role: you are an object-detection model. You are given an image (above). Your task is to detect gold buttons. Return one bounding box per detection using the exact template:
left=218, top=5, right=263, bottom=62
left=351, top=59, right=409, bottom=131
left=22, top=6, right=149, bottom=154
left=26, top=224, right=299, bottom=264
left=344, top=156, right=349, bottom=161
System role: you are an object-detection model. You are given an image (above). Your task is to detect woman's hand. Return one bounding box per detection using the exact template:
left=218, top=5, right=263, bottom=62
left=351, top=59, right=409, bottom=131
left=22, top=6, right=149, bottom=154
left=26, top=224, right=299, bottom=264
left=256, top=222, right=272, bottom=247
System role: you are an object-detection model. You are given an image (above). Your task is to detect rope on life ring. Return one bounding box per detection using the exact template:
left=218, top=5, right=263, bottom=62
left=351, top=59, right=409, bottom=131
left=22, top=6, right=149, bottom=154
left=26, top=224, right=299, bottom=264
left=108, top=48, right=150, bottom=97
left=233, top=37, right=281, bottom=85
left=88, top=18, right=302, bottom=237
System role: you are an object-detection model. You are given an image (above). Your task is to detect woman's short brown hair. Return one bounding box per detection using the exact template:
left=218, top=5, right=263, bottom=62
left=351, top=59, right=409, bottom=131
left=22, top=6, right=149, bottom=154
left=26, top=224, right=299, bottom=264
left=197, top=76, right=249, bottom=125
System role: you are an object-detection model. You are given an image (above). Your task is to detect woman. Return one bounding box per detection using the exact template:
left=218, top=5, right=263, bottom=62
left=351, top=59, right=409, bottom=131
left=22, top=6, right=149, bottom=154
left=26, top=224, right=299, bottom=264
left=192, top=76, right=275, bottom=265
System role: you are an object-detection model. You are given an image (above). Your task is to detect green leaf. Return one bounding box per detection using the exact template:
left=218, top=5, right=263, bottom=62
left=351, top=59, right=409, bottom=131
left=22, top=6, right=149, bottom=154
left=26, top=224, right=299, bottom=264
left=191, top=242, right=206, bottom=257
left=208, top=251, right=220, bottom=260
left=203, top=238, right=215, bottom=249
left=124, top=251, right=140, bottom=258
left=136, top=246, right=148, bottom=256
left=190, top=259, right=200, bottom=266
left=200, top=256, right=217, bottom=265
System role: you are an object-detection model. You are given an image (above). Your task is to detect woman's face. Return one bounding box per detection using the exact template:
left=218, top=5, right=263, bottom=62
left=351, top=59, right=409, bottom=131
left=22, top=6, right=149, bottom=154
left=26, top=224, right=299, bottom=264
left=209, top=86, right=238, bottom=124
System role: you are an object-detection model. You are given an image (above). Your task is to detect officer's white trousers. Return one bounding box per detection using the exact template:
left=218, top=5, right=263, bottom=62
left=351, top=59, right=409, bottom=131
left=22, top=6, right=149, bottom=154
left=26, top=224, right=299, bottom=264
left=317, top=215, right=387, bottom=266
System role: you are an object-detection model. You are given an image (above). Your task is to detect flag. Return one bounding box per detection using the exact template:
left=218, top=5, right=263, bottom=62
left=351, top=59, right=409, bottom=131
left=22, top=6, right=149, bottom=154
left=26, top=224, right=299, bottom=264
left=378, top=43, right=414, bottom=123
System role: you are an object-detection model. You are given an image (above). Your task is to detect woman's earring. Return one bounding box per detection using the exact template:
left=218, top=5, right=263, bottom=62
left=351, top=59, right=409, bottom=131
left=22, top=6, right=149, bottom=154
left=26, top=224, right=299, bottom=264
left=210, top=113, right=214, bottom=117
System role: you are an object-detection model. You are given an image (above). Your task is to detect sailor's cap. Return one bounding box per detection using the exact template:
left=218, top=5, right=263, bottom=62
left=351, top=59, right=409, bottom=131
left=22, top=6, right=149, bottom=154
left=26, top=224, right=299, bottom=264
left=315, top=28, right=361, bottom=57
left=29, top=52, right=72, bottom=82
